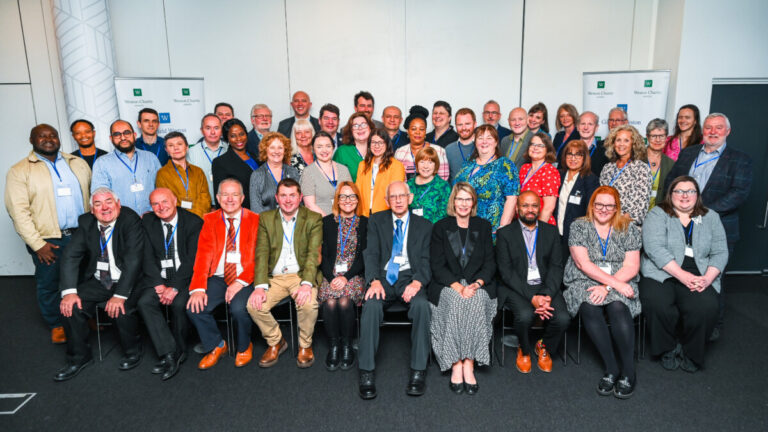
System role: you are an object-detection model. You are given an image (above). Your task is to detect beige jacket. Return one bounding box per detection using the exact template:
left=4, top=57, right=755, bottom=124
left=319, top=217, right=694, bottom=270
left=5, top=151, right=91, bottom=251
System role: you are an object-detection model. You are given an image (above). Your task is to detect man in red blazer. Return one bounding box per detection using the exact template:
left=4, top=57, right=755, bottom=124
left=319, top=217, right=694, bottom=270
left=186, top=178, right=259, bottom=369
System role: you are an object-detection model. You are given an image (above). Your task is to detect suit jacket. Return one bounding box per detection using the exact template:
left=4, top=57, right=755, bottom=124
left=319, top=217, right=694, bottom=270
left=642, top=153, right=675, bottom=203
left=211, top=148, right=259, bottom=210
left=141, top=208, right=203, bottom=290
left=665, top=144, right=753, bottom=242
left=428, top=216, right=496, bottom=305
left=554, top=168, right=600, bottom=246
left=254, top=206, right=323, bottom=286
left=499, top=131, right=534, bottom=168
left=496, top=124, right=512, bottom=141
left=320, top=214, right=368, bottom=282
left=190, top=208, right=260, bottom=290
left=496, top=221, right=563, bottom=304
left=277, top=116, right=321, bottom=137
left=588, top=139, right=609, bottom=176
left=60, top=207, right=144, bottom=298
left=246, top=128, right=263, bottom=160
left=364, top=210, right=432, bottom=287
left=553, top=129, right=581, bottom=159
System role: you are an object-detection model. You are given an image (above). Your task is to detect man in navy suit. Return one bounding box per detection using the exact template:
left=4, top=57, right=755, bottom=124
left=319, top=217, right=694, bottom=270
left=666, top=112, right=753, bottom=338
left=483, top=100, right=511, bottom=141
left=277, top=91, right=321, bottom=137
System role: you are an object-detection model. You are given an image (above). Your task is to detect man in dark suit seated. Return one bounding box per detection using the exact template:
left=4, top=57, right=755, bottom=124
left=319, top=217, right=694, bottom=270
left=358, top=181, right=433, bottom=400
left=276, top=91, right=321, bottom=137
left=665, top=113, right=752, bottom=339
left=496, top=190, right=568, bottom=374
left=137, top=188, right=203, bottom=380
left=55, top=187, right=144, bottom=381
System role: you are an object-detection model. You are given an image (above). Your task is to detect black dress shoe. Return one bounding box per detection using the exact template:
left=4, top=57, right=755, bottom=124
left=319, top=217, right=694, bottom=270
left=118, top=352, right=143, bottom=371
left=340, top=341, right=356, bottom=371
left=449, top=381, right=464, bottom=395
left=464, top=382, right=479, bottom=396
left=152, top=357, right=169, bottom=374
left=406, top=369, right=427, bottom=396
left=325, top=339, right=340, bottom=371
left=614, top=375, right=636, bottom=399
left=53, top=359, right=94, bottom=382
left=161, top=353, right=182, bottom=381
left=597, top=373, right=617, bottom=396
left=359, top=370, right=377, bottom=400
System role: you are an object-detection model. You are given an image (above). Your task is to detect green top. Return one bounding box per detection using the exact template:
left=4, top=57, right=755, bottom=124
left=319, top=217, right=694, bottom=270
left=333, top=144, right=364, bottom=183
left=407, top=176, right=451, bottom=224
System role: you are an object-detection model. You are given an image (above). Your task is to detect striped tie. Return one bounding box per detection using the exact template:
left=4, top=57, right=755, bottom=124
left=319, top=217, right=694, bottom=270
left=224, top=217, right=237, bottom=285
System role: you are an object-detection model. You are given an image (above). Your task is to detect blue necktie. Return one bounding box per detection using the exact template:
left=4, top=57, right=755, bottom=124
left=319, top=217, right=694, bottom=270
left=386, top=219, right=404, bottom=285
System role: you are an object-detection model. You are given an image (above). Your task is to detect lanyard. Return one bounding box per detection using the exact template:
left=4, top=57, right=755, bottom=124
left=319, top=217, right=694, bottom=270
left=469, top=156, right=495, bottom=180
left=163, top=224, right=178, bottom=255
left=99, top=227, right=114, bottom=255
left=685, top=222, right=694, bottom=246
left=417, top=183, right=433, bottom=201
left=172, top=162, right=190, bottom=196
left=521, top=162, right=546, bottom=189
left=410, top=144, right=426, bottom=163
left=266, top=164, right=283, bottom=185
left=140, top=140, right=161, bottom=158
left=457, top=141, right=472, bottom=162
left=608, top=162, right=629, bottom=186
left=41, top=155, right=63, bottom=182
left=393, top=131, right=402, bottom=148
left=693, top=152, right=720, bottom=172
left=507, top=131, right=527, bottom=160
left=115, top=151, right=139, bottom=180
left=555, top=130, right=574, bottom=156
left=202, top=144, right=223, bottom=164
left=394, top=213, right=410, bottom=240
left=338, top=215, right=356, bottom=257
left=587, top=139, right=597, bottom=157
left=355, top=145, right=364, bottom=159
left=594, top=224, right=612, bottom=261
left=222, top=210, right=243, bottom=249
left=282, top=218, right=296, bottom=247
left=317, top=161, right=337, bottom=187
left=525, top=225, right=539, bottom=265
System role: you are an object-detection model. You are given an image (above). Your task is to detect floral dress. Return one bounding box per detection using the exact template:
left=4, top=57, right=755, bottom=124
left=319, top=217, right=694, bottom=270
left=519, top=162, right=561, bottom=225
left=407, top=176, right=451, bottom=223
left=453, top=156, right=519, bottom=235
left=319, top=215, right=365, bottom=304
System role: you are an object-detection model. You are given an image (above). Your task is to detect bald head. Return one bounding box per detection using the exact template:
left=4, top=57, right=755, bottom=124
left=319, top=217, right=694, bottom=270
left=29, top=123, right=61, bottom=157
left=508, top=108, right=529, bottom=135
left=291, top=91, right=311, bottom=118
left=149, top=187, right=178, bottom=222
left=517, top=190, right=541, bottom=226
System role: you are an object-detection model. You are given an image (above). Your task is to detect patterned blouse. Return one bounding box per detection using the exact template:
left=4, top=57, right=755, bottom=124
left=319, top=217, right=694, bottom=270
left=519, top=162, right=561, bottom=225
left=453, top=156, right=520, bottom=234
left=407, top=176, right=451, bottom=224
left=599, top=160, right=652, bottom=225
left=289, top=151, right=313, bottom=179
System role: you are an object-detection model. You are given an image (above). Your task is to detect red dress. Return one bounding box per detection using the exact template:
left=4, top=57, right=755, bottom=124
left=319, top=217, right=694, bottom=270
left=519, top=162, right=561, bottom=225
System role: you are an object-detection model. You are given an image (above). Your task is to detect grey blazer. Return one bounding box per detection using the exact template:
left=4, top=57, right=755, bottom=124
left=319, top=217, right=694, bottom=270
left=249, top=163, right=300, bottom=213
left=499, top=131, right=533, bottom=169
left=641, top=206, right=729, bottom=292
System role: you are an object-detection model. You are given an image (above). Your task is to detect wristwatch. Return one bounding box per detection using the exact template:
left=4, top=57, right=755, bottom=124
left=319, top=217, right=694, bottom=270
left=604, top=285, right=613, bottom=292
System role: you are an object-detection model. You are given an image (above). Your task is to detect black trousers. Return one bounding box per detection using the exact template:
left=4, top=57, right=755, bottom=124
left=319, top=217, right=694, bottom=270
left=640, top=277, right=718, bottom=366
left=358, top=270, right=431, bottom=371
left=61, top=279, right=141, bottom=365
left=137, top=284, right=190, bottom=358
left=579, top=301, right=635, bottom=378
left=504, top=290, right=570, bottom=356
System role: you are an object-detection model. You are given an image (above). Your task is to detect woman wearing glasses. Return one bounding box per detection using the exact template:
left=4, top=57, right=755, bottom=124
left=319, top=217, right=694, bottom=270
left=518, top=132, right=561, bottom=225
left=599, top=125, right=652, bottom=225
left=355, top=129, right=405, bottom=217
left=642, top=119, right=675, bottom=209
left=429, top=183, right=497, bottom=395
left=407, top=147, right=451, bottom=224
left=334, top=113, right=374, bottom=182
left=554, top=140, right=599, bottom=252
left=319, top=182, right=368, bottom=371
left=301, top=132, right=352, bottom=216
left=640, top=176, right=726, bottom=373
left=563, top=186, right=642, bottom=399
left=248, top=132, right=299, bottom=213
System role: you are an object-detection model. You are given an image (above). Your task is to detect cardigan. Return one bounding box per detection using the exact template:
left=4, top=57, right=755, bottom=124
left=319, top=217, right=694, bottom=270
left=319, top=214, right=368, bottom=282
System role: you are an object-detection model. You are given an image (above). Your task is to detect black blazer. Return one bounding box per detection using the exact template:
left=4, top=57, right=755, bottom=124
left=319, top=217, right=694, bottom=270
left=60, top=208, right=144, bottom=298
left=554, top=168, right=599, bottom=247
left=496, top=221, right=563, bottom=304
left=428, top=216, right=496, bottom=305
left=364, top=210, right=432, bottom=287
left=320, top=214, right=368, bottom=282
left=588, top=139, right=609, bottom=176
left=246, top=128, right=263, bottom=160
left=140, top=208, right=204, bottom=291
left=426, top=126, right=459, bottom=148
left=277, top=116, right=321, bottom=137
left=211, top=147, right=259, bottom=210
left=553, top=129, right=581, bottom=159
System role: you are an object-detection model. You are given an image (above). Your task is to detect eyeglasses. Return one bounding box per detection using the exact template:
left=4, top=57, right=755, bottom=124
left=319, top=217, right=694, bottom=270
left=565, top=152, right=585, bottom=158
left=370, top=140, right=386, bottom=147
left=251, top=114, right=272, bottom=119
left=454, top=197, right=473, bottom=204
left=482, top=111, right=500, bottom=116
left=529, top=143, right=546, bottom=149
left=111, top=130, right=133, bottom=138
left=648, top=134, right=667, bottom=141
left=351, top=123, right=369, bottom=130
left=672, top=189, right=697, bottom=197
left=388, top=193, right=410, bottom=201
left=593, top=203, right=617, bottom=211
left=338, top=194, right=358, bottom=202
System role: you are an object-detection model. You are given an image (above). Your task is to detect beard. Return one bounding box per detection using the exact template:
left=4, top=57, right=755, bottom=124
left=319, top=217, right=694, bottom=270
left=35, top=146, right=59, bottom=157
left=520, top=213, right=538, bottom=225
left=116, top=142, right=135, bottom=154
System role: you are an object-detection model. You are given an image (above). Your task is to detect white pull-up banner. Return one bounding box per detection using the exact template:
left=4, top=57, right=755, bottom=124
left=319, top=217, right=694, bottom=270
left=583, top=70, right=670, bottom=139
left=114, top=77, right=205, bottom=142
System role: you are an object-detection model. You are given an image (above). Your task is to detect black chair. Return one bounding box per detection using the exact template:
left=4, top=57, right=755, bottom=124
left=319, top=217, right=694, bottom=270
left=568, top=313, right=646, bottom=365
left=497, top=304, right=567, bottom=367
left=95, top=302, right=117, bottom=361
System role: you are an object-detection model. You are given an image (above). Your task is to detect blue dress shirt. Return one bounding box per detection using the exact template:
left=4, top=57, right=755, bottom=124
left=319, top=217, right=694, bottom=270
left=91, top=149, right=161, bottom=215
left=36, top=152, right=84, bottom=229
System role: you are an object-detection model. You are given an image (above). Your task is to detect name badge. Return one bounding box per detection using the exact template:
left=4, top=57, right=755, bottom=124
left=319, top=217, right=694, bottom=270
left=57, top=187, right=72, bottom=197
left=651, top=190, right=658, bottom=198
left=412, top=208, right=424, bottom=216
left=130, top=183, right=144, bottom=193
left=161, top=259, right=174, bottom=269
left=209, top=174, right=213, bottom=182
left=335, top=263, right=348, bottom=273
left=568, top=195, right=582, bottom=205
left=598, top=262, right=612, bottom=274
left=226, top=251, right=241, bottom=263
left=97, top=261, right=110, bottom=271
left=527, top=267, right=541, bottom=282
left=393, top=256, right=407, bottom=265
left=181, top=200, right=193, bottom=209
left=685, top=246, right=694, bottom=257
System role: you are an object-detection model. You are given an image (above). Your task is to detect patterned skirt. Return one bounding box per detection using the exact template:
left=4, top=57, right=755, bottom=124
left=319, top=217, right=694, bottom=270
left=318, top=275, right=365, bottom=305
left=430, top=287, right=498, bottom=371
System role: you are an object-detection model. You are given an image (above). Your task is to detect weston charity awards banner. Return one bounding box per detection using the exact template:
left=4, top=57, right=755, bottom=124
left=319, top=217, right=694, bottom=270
left=583, top=70, right=670, bottom=139
left=114, top=78, right=205, bottom=142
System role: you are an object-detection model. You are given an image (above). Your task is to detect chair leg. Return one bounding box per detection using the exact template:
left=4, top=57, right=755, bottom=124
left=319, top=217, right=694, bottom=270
left=289, top=301, right=296, bottom=357
left=96, top=306, right=104, bottom=362
left=576, top=314, right=582, bottom=365
left=225, top=305, right=234, bottom=357
left=500, top=309, right=506, bottom=367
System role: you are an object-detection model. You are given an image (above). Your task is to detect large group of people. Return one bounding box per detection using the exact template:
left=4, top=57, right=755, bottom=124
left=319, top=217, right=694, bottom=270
left=5, top=90, right=753, bottom=402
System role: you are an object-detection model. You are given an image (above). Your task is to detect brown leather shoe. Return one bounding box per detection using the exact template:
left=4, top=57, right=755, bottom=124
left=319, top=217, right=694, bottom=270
left=535, top=339, right=552, bottom=373
left=51, top=326, right=66, bottom=344
left=234, top=343, right=253, bottom=367
left=516, top=348, right=531, bottom=373
left=297, top=346, right=315, bottom=368
left=258, top=338, right=287, bottom=368
left=198, top=342, right=228, bottom=370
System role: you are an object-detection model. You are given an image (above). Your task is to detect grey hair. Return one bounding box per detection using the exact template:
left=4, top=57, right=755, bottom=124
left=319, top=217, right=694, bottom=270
left=290, top=119, right=315, bottom=154
left=90, top=187, right=119, bottom=206
left=646, top=118, right=669, bottom=136
left=216, top=178, right=243, bottom=195
left=608, top=107, right=628, bottom=120
left=578, top=111, right=600, bottom=125
left=250, top=104, right=271, bottom=116
left=704, top=113, right=730, bottom=129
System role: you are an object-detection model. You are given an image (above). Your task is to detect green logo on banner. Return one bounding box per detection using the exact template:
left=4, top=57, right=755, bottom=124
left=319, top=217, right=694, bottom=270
left=133, top=88, right=142, bottom=96
left=597, top=81, right=605, bottom=89
left=644, top=80, right=653, bottom=87
left=182, top=88, right=190, bottom=96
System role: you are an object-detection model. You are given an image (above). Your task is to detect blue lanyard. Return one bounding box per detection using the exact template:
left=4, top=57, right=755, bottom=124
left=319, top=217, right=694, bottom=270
left=394, top=213, right=410, bottom=239
left=163, top=224, right=178, bottom=255
left=172, top=162, right=190, bottom=195
left=140, top=140, right=161, bottom=157
left=594, top=224, right=612, bottom=261
left=417, top=183, right=433, bottom=201
left=99, top=227, right=114, bottom=255
left=283, top=218, right=296, bottom=247
left=685, top=222, right=693, bottom=246
left=587, top=139, right=597, bottom=157
left=266, top=164, right=283, bottom=185
left=222, top=210, right=242, bottom=249
left=202, top=144, right=223, bottom=164
left=693, top=153, right=720, bottom=172
left=555, top=130, right=575, bottom=156
left=41, top=155, right=63, bottom=182
left=469, top=156, right=495, bottom=180
left=115, top=151, right=139, bottom=180
left=317, top=161, right=337, bottom=187
left=521, top=162, right=546, bottom=189
left=507, top=132, right=527, bottom=160
left=525, top=225, right=539, bottom=265
left=609, top=162, right=629, bottom=186
left=393, top=131, right=402, bottom=148
left=355, top=146, right=364, bottom=159
left=457, top=141, right=472, bottom=162
left=338, top=215, right=356, bottom=257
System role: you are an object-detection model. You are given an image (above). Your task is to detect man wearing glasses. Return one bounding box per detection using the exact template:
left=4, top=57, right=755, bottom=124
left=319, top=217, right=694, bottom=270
left=575, top=111, right=608, bottom=175
left=482, top=100, right=511, bottom=141
left=246, top=103, right=273, bottom=157
left=277, top=91, right=321, bottom=137
left=91, top=120, right=161, bottom=215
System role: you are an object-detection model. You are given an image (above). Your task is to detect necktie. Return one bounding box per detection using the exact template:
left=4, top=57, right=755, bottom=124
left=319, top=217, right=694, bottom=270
left=386, top=219, right=404, bottom=285
left=224, top=217, right=237, bottom=285
left=164, top=223, right=176, bottom=281
left=98, top=225, right=113, bottom=289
